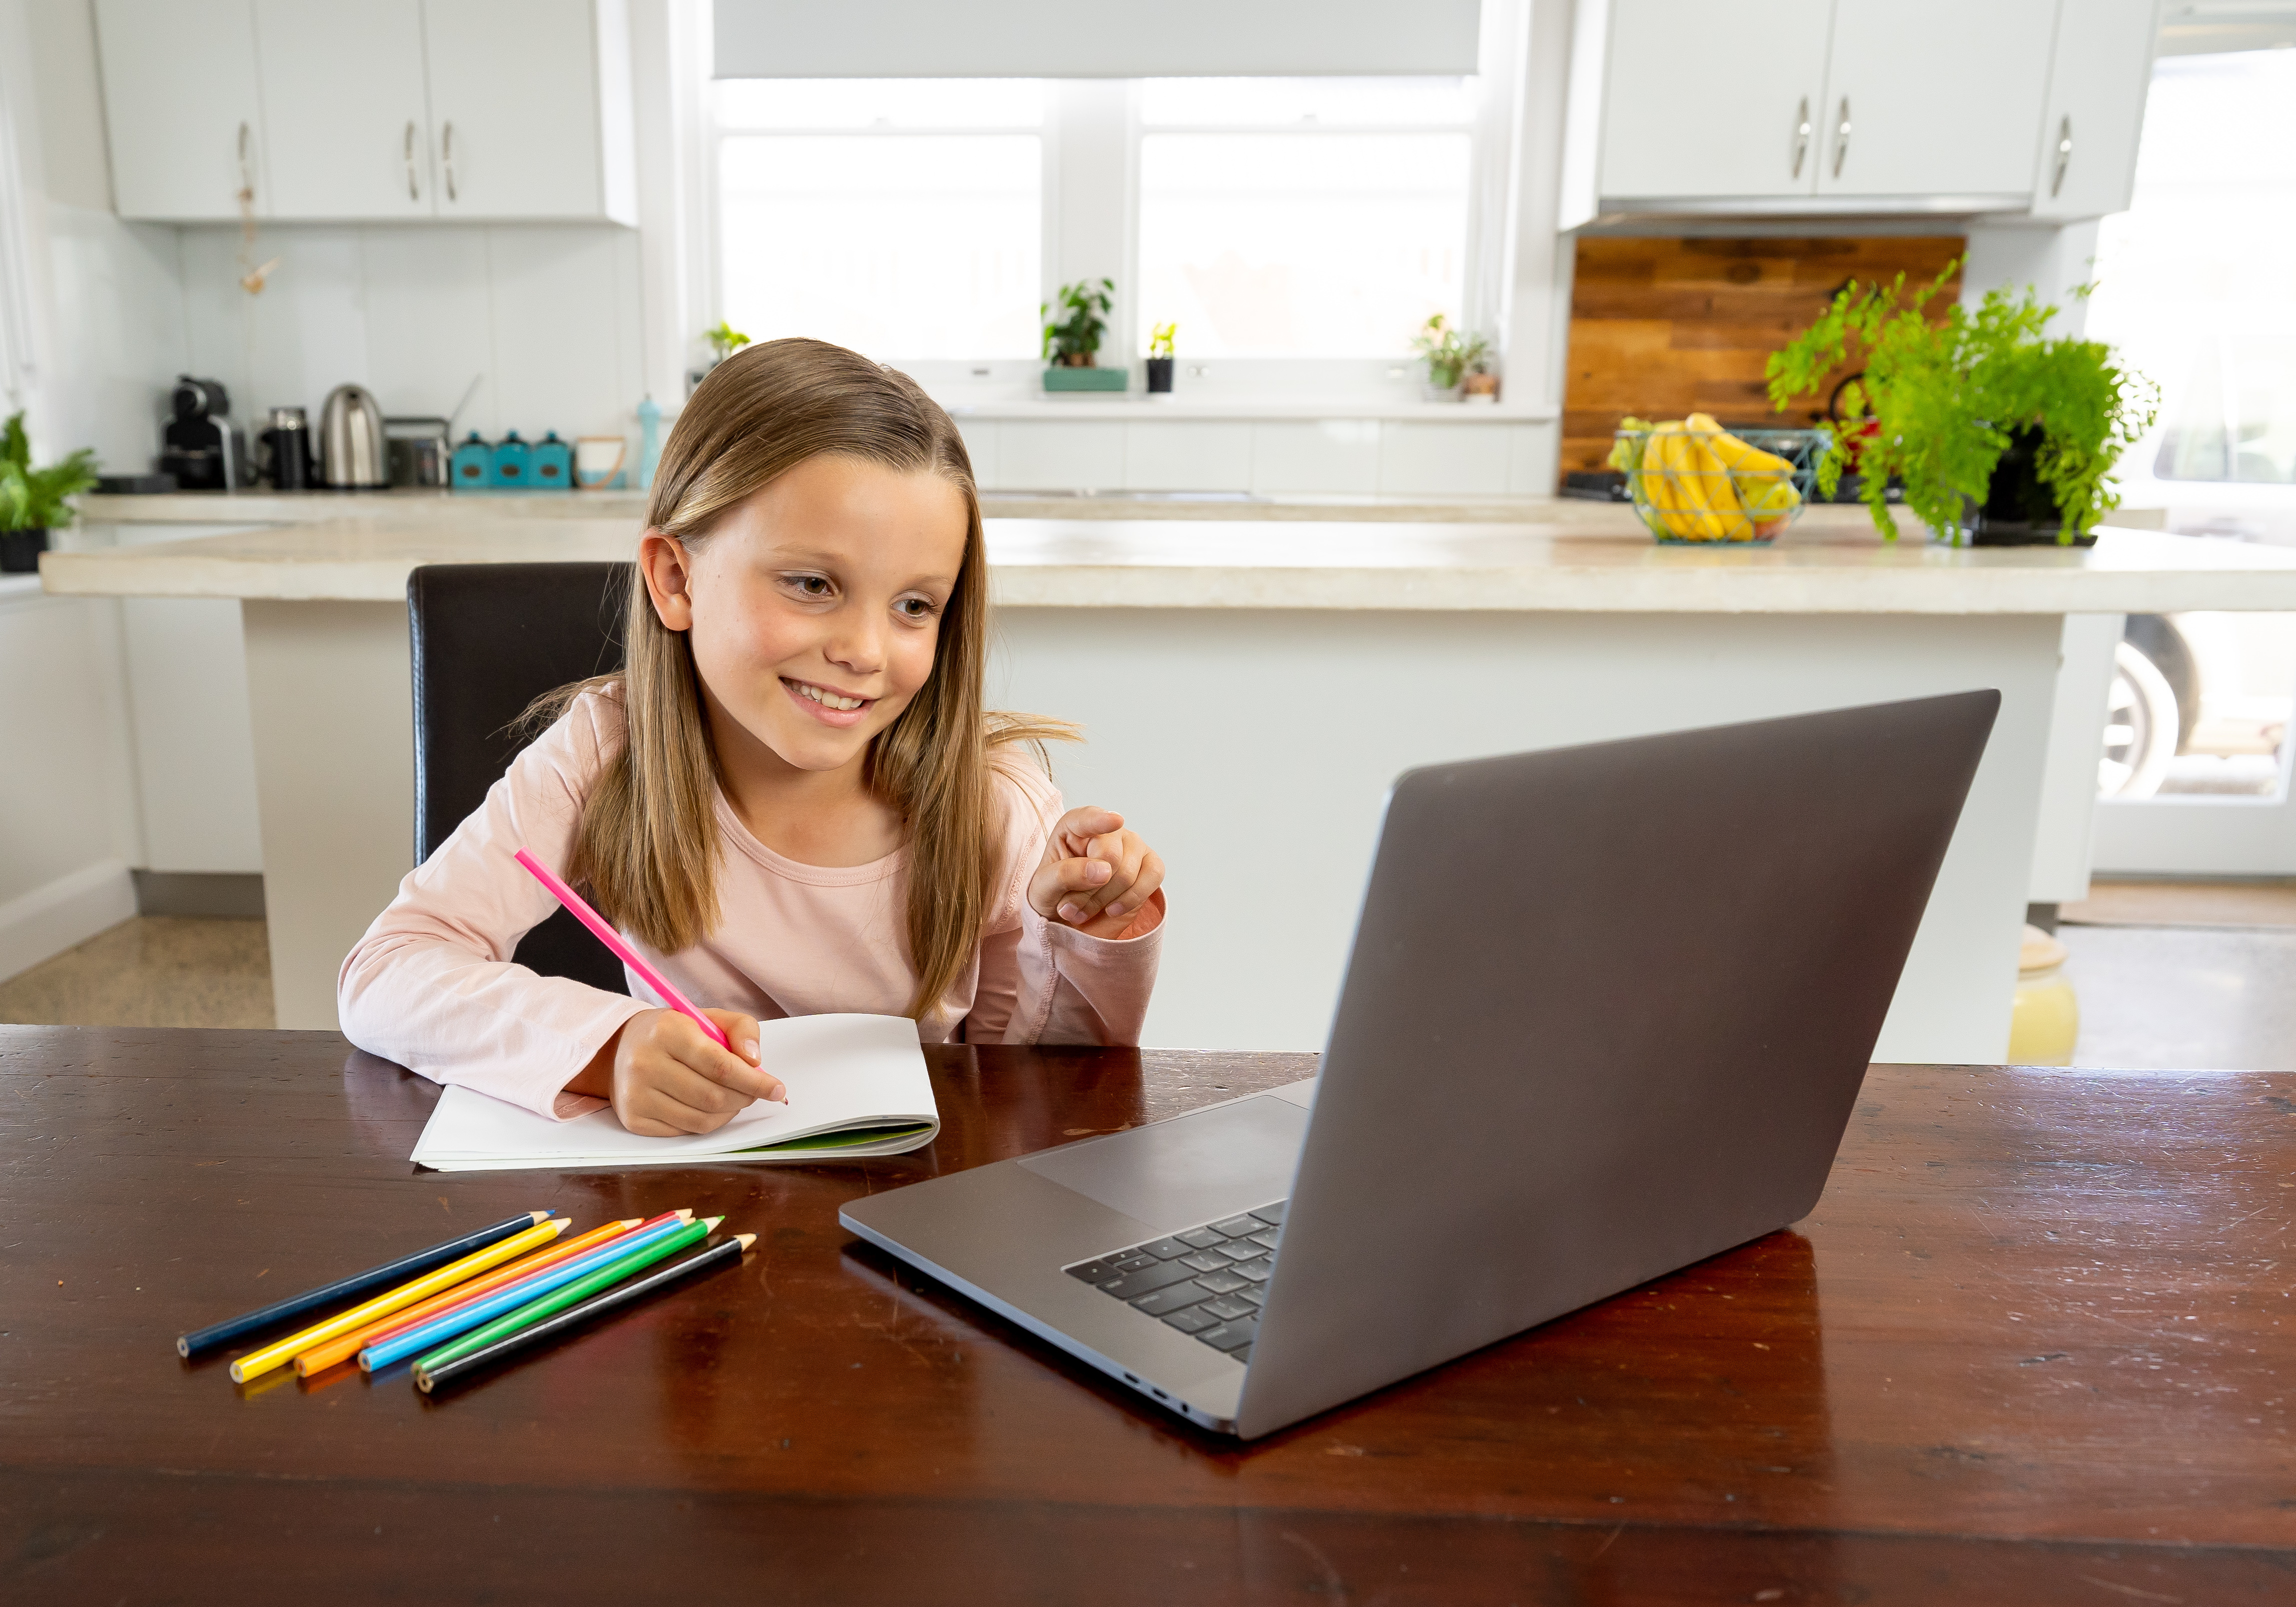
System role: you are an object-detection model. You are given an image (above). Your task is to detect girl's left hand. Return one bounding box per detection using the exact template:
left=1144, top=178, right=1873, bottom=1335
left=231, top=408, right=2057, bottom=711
left=1029, top=806, right=1164, bottom=939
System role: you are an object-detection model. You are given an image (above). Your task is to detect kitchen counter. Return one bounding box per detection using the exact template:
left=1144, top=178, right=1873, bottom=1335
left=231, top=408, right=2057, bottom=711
left=78, top=487, right=1583, bottom=526
left=46, top=511, right=2293, bottom=612
left=45, top=512, right=2269, bottom=1064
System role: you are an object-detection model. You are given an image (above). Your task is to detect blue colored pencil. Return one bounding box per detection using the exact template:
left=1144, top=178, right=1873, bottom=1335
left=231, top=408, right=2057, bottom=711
left=176, top=1210, right=547, bottom=1359
left=415, top=1234, right=754, bottom=1393
left=358, top=1215, right=695, bottom=1371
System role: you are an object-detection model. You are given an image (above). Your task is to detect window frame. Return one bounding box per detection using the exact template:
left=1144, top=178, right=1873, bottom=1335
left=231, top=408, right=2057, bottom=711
left=697, top=5, right=1529, bottom=401
left=706, top=81, right=1050, bottom=370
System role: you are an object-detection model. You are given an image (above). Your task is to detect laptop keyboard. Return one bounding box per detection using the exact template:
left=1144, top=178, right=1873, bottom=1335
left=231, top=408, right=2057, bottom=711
left=1063, top=1201, right=1286, bottom=1364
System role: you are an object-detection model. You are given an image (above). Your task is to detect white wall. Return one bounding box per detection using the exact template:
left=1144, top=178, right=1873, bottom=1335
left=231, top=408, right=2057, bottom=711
left=0, top=0, right=167, bottom=979
left=177, top=221, right=648, bottom=446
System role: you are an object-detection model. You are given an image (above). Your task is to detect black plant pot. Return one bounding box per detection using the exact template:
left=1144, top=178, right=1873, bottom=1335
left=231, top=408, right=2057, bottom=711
left=1962, top=427, right=2094, bottom=547
left=0, top=528, right=48, bottom=574
left=1145, top=356, right=1174, bottom=394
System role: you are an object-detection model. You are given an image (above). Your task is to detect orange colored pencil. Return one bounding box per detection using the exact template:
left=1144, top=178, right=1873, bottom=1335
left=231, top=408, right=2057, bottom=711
left=293, top=1214, right=654, bottom=1376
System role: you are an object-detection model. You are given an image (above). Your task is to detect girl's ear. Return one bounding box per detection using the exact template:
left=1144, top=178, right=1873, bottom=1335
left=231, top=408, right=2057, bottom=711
left=637, top=529, right=697, bottom=632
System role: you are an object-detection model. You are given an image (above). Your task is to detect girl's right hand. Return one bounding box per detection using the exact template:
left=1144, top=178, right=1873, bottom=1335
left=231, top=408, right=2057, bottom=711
left=591, top=1007, right=786, bottom=1136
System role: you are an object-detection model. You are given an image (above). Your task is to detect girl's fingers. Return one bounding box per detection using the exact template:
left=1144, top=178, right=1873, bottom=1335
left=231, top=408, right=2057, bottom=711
left=1059, top=832, right=1149, bottom=924
left=697, top=1008, right=787, bottom=1102
left=622, top=1082, right=739, bottom=1136
left=1102, top=850, right=1165, bottom=921
left=1028, top=852, right=1115, bottom=918
left=1045, top=805, right=1123, bottom=864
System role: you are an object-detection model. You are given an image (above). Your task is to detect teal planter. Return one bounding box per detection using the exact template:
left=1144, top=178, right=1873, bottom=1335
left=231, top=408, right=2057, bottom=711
left=1043, top=365, right=1129, bottom=393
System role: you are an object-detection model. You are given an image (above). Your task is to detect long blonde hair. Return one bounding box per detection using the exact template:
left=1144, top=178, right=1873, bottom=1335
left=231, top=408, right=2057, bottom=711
left=536, top=338, right=1068, bottom=1016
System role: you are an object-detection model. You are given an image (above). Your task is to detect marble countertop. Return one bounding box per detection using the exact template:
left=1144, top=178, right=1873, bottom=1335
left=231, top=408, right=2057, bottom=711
left=41, top=510, right=2296, bottom=614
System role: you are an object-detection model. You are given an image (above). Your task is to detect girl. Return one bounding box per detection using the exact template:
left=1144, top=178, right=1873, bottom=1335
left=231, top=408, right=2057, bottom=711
left=340, top=339, right=1166, bottom=1136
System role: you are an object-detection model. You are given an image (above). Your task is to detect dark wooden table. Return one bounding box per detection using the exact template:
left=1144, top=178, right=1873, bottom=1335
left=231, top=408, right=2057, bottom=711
left=4, top=1027, right=2292, bottom=1603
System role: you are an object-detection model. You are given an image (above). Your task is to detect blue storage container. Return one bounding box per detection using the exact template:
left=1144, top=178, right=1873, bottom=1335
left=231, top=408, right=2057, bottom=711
left=451, top=432, right=491, bottom=490
left=530, top=431, right=573, bottom=491
left=490, top=431, right=531, bottom=488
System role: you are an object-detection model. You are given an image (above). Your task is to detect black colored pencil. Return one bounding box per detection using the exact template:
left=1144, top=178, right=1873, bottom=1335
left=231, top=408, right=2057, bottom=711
left=176, top=1210, right=547, bottom=1359
left=415, top=1233, right=753, bottom=1392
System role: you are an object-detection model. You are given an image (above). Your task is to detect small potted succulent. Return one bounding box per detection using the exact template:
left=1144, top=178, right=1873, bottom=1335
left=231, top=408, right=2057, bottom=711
left=1462, top=357, right=1500, bottom=405
left=1146, top=322, right=1177, bottom=394
left=1, top=412, right=99, bottom=574
left=1767, top=265, right=2156, bottom=545
left=1042, top=279, right=1127, bottom=393
left=1411, top=314, right=1489, bottom=402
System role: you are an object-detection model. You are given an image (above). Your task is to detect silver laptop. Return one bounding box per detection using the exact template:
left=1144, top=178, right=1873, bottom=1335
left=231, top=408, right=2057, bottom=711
left=841, top=692, right=1999, bottom=1438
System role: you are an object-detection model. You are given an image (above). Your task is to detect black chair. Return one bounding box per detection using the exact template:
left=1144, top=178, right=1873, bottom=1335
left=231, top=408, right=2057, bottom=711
left=409, top=562, right=633, bottom=993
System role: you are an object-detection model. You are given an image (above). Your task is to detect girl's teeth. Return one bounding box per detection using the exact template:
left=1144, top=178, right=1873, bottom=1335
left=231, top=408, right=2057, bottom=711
left=795, top=681, right=865, bottom=712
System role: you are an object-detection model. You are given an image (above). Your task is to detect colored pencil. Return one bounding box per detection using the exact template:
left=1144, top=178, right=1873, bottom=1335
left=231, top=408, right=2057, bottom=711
left=291, top=1214, right=657, bottom=1376
left=360, top=1214, right=700, bottom=1371
left=177, top=1210, right=546, bottom=1360
left=343, top=1209, right=689, bottom=1356
left=413, top=1215, right=720, bottom=1378
left=417, top=1234, right=754, bottom=1393
left=514, top=848, right=730, bottom=1050
left=226, top=1217, right=567, bottom=1383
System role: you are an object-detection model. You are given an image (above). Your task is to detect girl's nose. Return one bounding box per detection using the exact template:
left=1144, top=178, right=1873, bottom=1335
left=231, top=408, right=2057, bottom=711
left=823, top=613, right=886, bottom=675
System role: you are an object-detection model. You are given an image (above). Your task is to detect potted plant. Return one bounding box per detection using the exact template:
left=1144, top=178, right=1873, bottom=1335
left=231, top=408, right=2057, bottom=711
left=1462, top=357, right=1500, bottom=405
left=1766, top=265, right=2155, bottom=545
left=1411, top=314, right=1489, bottom=402
left=0, top=412, right=99, bottom=574
left=1042, top=279, right=1126, bottom=393
left=1146, top=322, right=1177, bottom=394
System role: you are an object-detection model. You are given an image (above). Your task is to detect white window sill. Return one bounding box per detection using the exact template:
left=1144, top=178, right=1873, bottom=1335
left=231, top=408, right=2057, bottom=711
left=933, top=396, right=1556, bottom=424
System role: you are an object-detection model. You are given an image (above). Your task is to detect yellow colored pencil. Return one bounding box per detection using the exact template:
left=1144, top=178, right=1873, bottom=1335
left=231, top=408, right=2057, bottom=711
left=227, top=1216, right=568, bottom=1383
left=292, top=1216, right=650, bottom=1377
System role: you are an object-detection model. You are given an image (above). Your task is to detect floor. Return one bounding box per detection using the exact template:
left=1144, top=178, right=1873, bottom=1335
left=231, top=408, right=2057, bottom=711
left=2, top=888, right=2293, bottom=1070
left=0, top=916, right=274, bottom=1029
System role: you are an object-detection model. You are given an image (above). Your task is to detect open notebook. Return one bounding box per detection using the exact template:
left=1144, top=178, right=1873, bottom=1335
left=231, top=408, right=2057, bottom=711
left=411, top=1013, right=939, bottom=1173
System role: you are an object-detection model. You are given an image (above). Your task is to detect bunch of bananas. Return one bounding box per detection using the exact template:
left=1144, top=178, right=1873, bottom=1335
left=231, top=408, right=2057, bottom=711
left=1610, top=414, right=1803, bottom=543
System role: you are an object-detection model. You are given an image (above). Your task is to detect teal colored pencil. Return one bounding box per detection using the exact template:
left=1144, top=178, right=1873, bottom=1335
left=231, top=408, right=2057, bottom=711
left=410, top=1215, right=718, bottom=1375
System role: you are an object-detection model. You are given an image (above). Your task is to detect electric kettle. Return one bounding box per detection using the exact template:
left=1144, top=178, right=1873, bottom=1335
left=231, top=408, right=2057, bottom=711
left=317, top=383, right=390, bottom=489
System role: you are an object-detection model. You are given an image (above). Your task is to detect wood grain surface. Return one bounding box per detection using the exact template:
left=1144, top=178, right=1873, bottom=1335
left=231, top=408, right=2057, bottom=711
left=4, top=1025, right=2292, bottom=1604
left=1561, top=236, right=1967, bottom=478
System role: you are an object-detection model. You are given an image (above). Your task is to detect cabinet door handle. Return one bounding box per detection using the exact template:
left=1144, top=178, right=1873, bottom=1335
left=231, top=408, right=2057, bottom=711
left=2051, top=114, right=2073, bottom=198
left=442, top=121, right=458, bottom=203
left=404, top=121, right=420, bottom=201
left=237, top=120, right=254, bottom=204
left=1792, top=96, right=1811, bottom=179
left=1831, top=97, right=1851, bottom=179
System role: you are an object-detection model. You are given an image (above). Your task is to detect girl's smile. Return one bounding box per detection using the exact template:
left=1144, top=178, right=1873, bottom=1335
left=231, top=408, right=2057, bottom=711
left=781, top=675, right=876, bottom=726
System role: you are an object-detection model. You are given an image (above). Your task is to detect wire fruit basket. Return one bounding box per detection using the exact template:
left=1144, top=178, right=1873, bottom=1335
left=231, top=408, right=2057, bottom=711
left=1610, top=420, right=1831, bottom=545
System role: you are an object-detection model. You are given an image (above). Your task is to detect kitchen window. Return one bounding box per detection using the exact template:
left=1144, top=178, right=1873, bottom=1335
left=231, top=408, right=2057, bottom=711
left=713, top=79, right=1046, bottom=361
left=1134, top=77, right=1480, bottom=360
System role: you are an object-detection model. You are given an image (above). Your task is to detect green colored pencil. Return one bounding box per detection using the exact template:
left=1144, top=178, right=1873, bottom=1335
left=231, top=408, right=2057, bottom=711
left=410, top=1215, right=719, bottom=1375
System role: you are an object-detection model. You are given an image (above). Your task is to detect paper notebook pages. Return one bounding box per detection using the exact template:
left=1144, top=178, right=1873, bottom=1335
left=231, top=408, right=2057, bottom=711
left=411, top=1013, right=938, bottom=1173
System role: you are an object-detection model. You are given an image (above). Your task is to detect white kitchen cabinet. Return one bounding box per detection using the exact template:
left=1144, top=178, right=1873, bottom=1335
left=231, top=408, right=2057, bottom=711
left=1815, top=1, right=2056, bottom=200
left=92, top=0, right=268, bottom=223
left=95, top=0, right=634, bottom=226
left=1562, top=0, right=2156, bottom=225
left=422, top=0, right=637, bottom=225
left=2029, top=0, right=2161, bottom=221
left=1593, top=0, right=1833, bottom=202
left=252, top=0, right=435, bottom=221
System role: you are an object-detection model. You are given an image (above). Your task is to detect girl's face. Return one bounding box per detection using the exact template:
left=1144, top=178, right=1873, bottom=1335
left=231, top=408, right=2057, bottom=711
left=639, top=454, right=970, bottom=780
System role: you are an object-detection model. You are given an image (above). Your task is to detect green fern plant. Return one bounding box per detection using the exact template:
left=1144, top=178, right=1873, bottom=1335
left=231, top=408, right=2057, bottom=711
left=0, top=412, right=99, bottom=532
left=1766, top=264, right=2155, bottom=543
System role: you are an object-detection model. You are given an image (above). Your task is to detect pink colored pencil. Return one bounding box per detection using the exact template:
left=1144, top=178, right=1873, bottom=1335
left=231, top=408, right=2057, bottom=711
left=514, top=847, right=732, bottom=1051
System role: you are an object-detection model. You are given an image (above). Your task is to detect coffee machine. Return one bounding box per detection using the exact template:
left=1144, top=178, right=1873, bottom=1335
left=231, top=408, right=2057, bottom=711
left=159, top=376, right=247, bottom=491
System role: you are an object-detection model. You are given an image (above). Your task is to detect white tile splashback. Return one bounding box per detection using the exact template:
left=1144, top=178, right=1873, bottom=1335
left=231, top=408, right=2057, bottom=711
left=963, top=418, right=1557, bottom=496
left=177, top=223, right=645, bottom=443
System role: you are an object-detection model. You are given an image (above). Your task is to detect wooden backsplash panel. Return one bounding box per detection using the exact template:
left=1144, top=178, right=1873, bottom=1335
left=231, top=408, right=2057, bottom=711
left=1559, top=236, right=1965, bottom=479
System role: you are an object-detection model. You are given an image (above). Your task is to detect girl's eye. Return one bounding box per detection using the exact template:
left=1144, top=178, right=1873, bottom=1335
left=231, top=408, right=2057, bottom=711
left=789, top=575, right=833, bottom=598
left=896, top=596, right=939, bottom=620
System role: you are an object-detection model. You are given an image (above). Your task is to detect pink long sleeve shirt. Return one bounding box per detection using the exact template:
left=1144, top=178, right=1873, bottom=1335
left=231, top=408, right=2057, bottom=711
left=338, top=690, right=1164, bottom=1120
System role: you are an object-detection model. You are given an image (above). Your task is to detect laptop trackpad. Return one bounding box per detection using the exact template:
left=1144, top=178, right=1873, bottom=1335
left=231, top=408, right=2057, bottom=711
left=1018, top=1095, right=1308, bottom=1231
